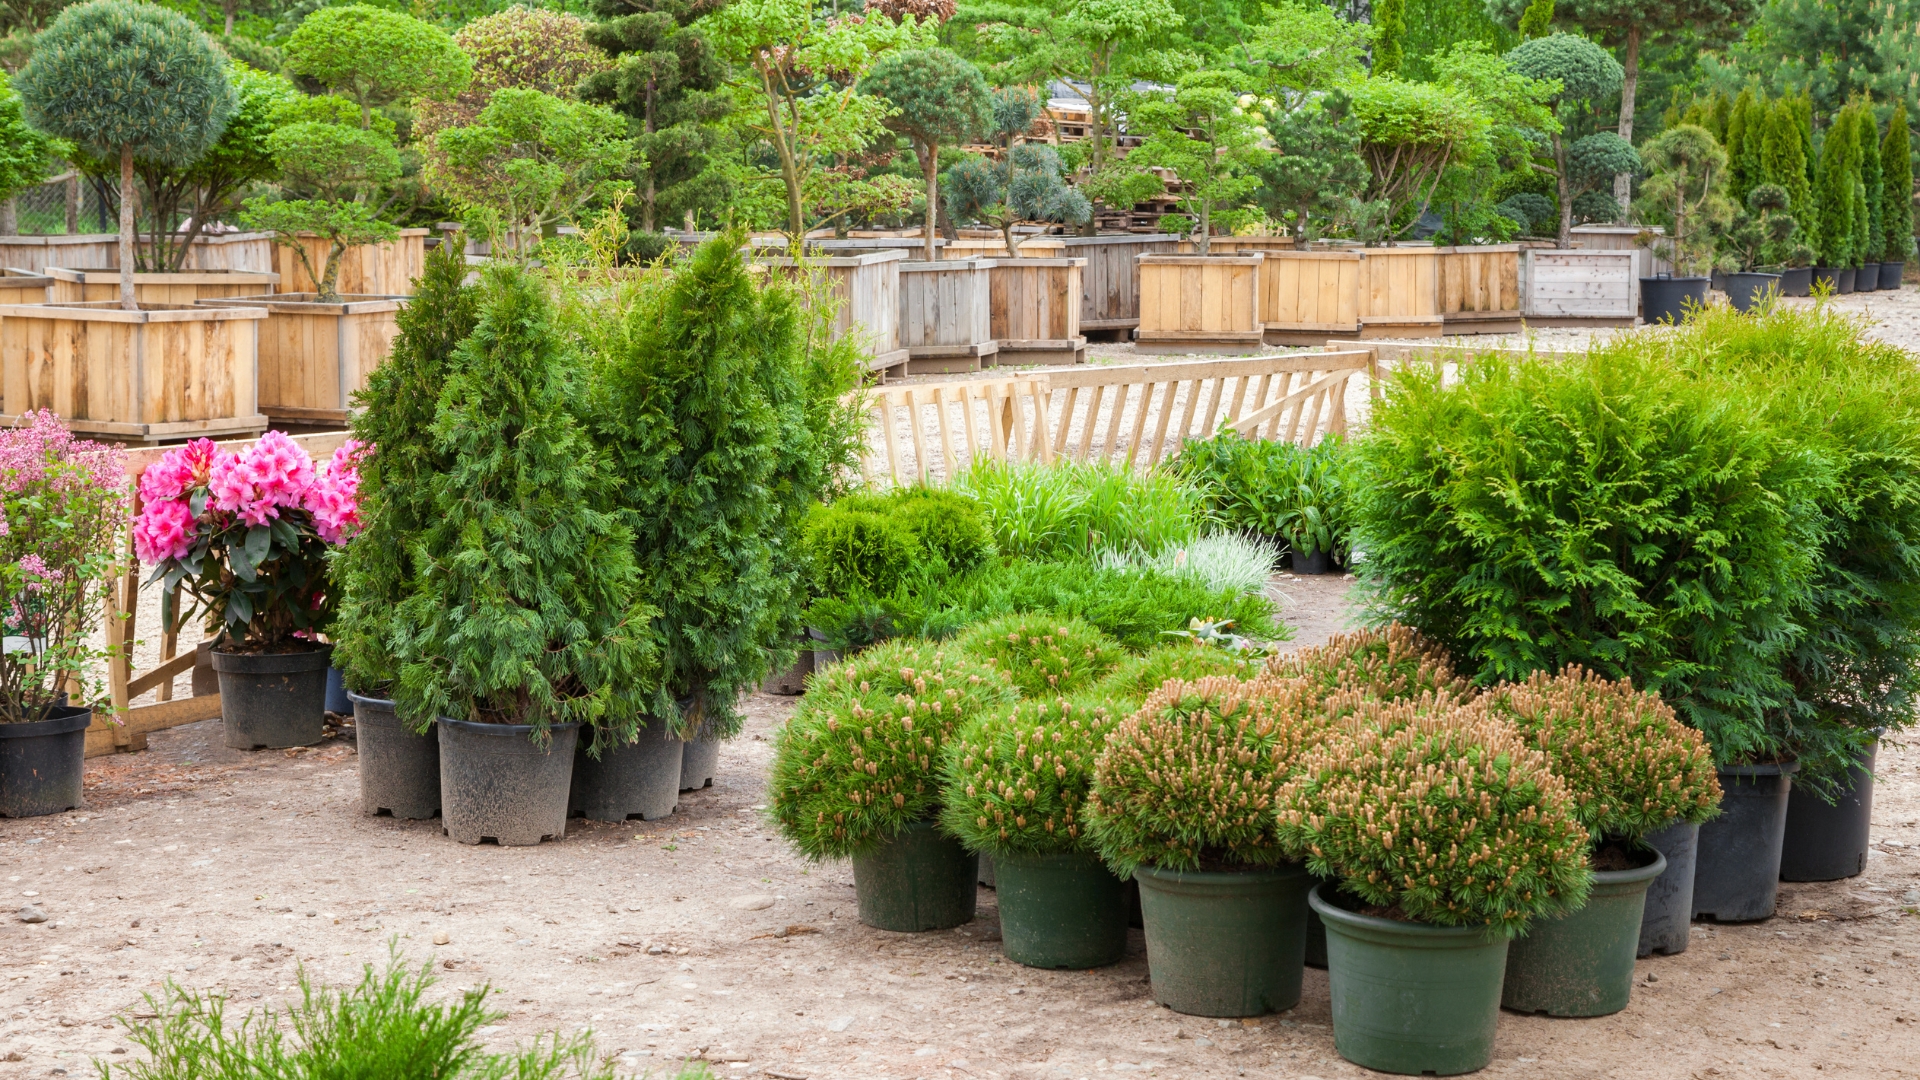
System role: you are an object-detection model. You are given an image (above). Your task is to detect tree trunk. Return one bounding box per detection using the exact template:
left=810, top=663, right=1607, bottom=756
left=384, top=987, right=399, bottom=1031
left=918, top=139, right=939, bottom=263
left=0, top=197, right=15, bottom=236
left=319, top=239, right=344, bottom=303
left=1555, top=138, right=1573, bottom=249
left=223, top=0, right=236, bottom=35
left=1196, top=200, right=1210, bottom=255
left=759, top=63, right=806, bottom=242
left=1613, top=26, right=1641, bottom=218
left=119, top=146, right=137, bottom=311
left=642, top=75, right=658, bottom=233
left=64, top=173, right=79, bottom=234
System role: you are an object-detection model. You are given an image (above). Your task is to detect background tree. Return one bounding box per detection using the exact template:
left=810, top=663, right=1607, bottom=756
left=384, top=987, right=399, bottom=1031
left=1810, top=105, right=1858, bottom=268
left=1346, top=75, right=1488, bottom=241
left=1231, top=0, right=1370, bottom=97
left=283, top=4, right=471, bottom=130
left=859, top=48, right=993, bottom=261
left=1881, top=102, right=1913, bottom=265
left=1246, top=91, right=1371, bottom=241
left=1371, top=0, right=1405, bottom=76
left=1759, top=96, right=1813, bottom=244
left=1506, top=32, right=1633, bottom=246
left=945, top=143, right=1092, bottom=253
left=1635, top=123, right=1733, bottom=275
left=416, top=7, right=613, bottom=146
left=0, top=68, right=59, bottom=235
left=242, top=97, right=403, bottom=299
left=1856, top=102, right=1884, bottom=267
left=1727, top=0, right=1878, bottom=116
left=1723, top=87, right=1762, bottom=209
left=1124, top=70, right=1265, bottom=251
left=14, top=0, right=234, bottom=310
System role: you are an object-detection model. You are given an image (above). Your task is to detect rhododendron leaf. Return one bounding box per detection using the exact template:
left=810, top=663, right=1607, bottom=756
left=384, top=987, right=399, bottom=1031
left=241, top=526, right=271, bottom=575
left=270, top=517, right=299, bottom=551
left=190, top=489, right=209, bottom=518
left=228, top=590, right=253, bottom=625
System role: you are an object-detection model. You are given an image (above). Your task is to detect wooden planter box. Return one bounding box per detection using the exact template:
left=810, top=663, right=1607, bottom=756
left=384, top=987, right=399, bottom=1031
left=1520, top=249, right=1641, bottom=326
left=46, top=267, right=278, bottom=306
left=1573, top=224, right=1670, bottom=276
left=987, top=256, right=1087, bottom=366
left=0, top=269, right=50, bottom=306
left=1257, top=248, right=1445, bottom=344
left=274, top=228, right=429, bottom=296
left=1056, top=233, right=1183, bottom=334
left=1136, top=254, right=1264, bottom=355
left=753, top=250, right=909, bottom=378
left=197, top=294, right=406, bottom=425
left=898, top=259, right=998, bottom=374
left=0, top=301, right=268, bottom=441
left=1188, top=235, right=1298, bottom=255
left=0, top=231, right=275, bottom=274
left=1437, top=245, right=1523, bottom=333
left=805, top=236, right=949, bottom=260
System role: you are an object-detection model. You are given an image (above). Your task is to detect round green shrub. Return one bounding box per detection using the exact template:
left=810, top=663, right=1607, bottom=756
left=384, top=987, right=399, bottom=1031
left=1091, top=643, right=1263, bottom=712
left=939, top=694, right=1120, bottom=858
left=888, top=487, right=995, bottom=575
left=1276, top=704, right=1592, bottom=934
left=953, top=614, right=1124, bottom=698
left=768, top=639, right=1016, bottom=859
left=1266, top=623, right=1469, bottom=707
left=799, top=503, right=922, bottom=599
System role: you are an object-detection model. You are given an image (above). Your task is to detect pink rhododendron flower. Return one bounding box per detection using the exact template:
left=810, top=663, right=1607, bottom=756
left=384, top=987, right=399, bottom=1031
left=206, top=432, right=316, bottom=528
left=133, top=497, right=196, bottom=563
left=138, top=438, right=218, bottom=505
left=307, top=439, right=365, bottom=544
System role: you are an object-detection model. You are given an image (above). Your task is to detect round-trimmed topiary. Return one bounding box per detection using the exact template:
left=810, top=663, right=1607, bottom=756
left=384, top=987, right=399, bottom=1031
left=800, top=502, right=923, bottom=599
left=284, top=3, right=470, bottom=131
left=940, top=694, right=1120, bottom=857
left=953, top=614, right=1125, bottom=698
left=1265, top=623, right=1470, bottom=706
left=1275, top=704, right=1592, bottom=934
left=769, top=639, right=1017, bottom=859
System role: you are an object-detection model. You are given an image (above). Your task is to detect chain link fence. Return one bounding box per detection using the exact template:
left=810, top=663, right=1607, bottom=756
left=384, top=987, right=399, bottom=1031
left=4, top=174, right=115, bottom=235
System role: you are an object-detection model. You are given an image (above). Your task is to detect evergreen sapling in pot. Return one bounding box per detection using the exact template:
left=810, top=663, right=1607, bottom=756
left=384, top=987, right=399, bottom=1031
left=952, top=614, right=1124, bottom=699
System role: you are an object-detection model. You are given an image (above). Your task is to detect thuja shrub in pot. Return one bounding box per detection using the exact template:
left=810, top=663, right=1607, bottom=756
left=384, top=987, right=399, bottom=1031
left=0, top=413, right=126, bottom=818
left=1086, top=675, right=1329, bottom=1017
left=1277, top=705, right=1591, bottom=1075
left=769, top=639, right=1015, bottom=931
left=1482, top=668, right=1721, bottom=1016
left=136, top=433, right=363, bottom=751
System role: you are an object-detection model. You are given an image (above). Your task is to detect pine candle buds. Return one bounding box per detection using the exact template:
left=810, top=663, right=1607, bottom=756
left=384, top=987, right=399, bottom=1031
left=954, top=614, right=1124, bottom=698
left=1267, top=622, right=1470, bottom=708
left=939, top=695, right=1121, bottom=858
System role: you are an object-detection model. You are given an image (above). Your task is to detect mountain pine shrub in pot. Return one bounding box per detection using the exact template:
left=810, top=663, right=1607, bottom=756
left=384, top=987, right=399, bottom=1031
left=1278, top=705, right=1591, bottom=1074
left=1266, top=623, right=1469, bottom=708
left=1087, top=675, right=1331, bottom=1017
left=1090, top=642, right=1263, bottom=709
left=769, top=639, right=1016, bottom=930
left=1482, top=667, right=1721, bottom=1014
left=952, top=615, right=1124, bottom=698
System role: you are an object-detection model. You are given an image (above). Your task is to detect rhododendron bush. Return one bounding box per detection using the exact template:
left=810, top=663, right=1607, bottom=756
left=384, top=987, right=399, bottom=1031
left=0, top=411, right=127, bottom=722
left=135, top=432, right=364, bottom=649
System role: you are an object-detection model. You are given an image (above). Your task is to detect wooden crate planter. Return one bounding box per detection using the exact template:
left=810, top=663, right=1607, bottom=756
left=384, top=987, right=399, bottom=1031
left=1257, top=248, right=1444, bottom=344
left=754, top=250, right=909, bottom=378
left=1520, top=249, right=1640, bottom=325
left=274, top=228, right=429, bottom=296
left=806, top=236, right=949, bottom=260
left=1352, top=247, right=1444, bottom=339
left=0, top=301, right=268, bottom=441
left=898, top=259, right=997, bottom=374
left=1136, top=254, right=1265, bottom=355
left=0, top=270, right=50, bottom=306
left=1056, top=233, right=1183, bottom=334
left=1191, top=235, right=1298, bottom=255
left=1437, top=245, right=1523, bottom=333
left=197, top=294, right=406, bottom=425
left=0, top=231, right=275, bottom=274
left=45, top=266, right=278, bottom=305
left=1573, top=224, right=1670, bottom=277
left=987, top=256, right=1087, bottom=366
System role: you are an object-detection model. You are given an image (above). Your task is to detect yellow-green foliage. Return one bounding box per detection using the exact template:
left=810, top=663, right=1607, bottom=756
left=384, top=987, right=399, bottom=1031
left=1483, top=666, right=1722, bottom=842
left=768, top=640, right=1016, bottom=858
left=939, top=695, right=1120, bottom=857
left=1091, top=643, right=1263, bottom=713
left=1276, top=703, right=1592, bottom=934
left=1087, top=675, right=1332, bottom=876
left=1266, top=622, right=1470, bottom=706
left=953, top=614, right=1124, bottom=698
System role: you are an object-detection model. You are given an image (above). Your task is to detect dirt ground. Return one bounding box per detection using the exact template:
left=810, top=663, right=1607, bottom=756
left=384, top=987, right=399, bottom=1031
left=7, top=576, right=1920, bottom=1080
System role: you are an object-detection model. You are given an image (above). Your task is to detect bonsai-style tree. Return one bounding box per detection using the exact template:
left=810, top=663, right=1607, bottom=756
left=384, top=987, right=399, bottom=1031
left=0, top=70, right=60, bottom=235
left=1634, top=124, right=1733, bottom=276
left=1714, top=182, right=1803, bottom=273
left=1505, top=33, right=1636, bottom=248
left=1125, top=70, right=1266, bottom=252
left=283, top=4, right=471, bottom=131
left=859, top=48, right=993, bottom=261
left=945, top=143, right=1092, bottom=256
left=241, top=97, right=404, bottom=300
left=1247, top=91, right=1372, bottom=241
left=1813, top=105, right=1861, bottom=269
left=1233, top=0, right=1370, bottom=98
left=1882, top=103, right=1914, bottom=265
left=14, top=0, right=234, bottom=310
left=1345, top=75, right=1487, bottom=242
left=418, top=6, right=613, bottom=143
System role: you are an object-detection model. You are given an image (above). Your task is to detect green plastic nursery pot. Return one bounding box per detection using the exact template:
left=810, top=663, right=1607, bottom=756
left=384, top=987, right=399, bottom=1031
left=1502, top=848, right=1666, bottom=1017
left=1311, top=884, right=1509, bottom=1076
left=852, top=820, right=978, bottom=932
left=1135, top=863, right=1311, bottom=1017
left=994, top=851, right=1129, bottom=969
left=1304, top=873, right=1334, bottom=968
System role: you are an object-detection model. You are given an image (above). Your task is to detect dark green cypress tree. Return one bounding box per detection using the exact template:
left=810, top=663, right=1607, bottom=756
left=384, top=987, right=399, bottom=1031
left=1882, top=103, right=1914, bottom=264
left=1814, top=107, right=1858, bottom=268
left=1725, top=87, right=1757, bottom=208
left=1761, top=99, right=1815, bottom=262
left=1372, top=0, right=1406, bottom=76
left=1858, top=103, right=1885, bottom=263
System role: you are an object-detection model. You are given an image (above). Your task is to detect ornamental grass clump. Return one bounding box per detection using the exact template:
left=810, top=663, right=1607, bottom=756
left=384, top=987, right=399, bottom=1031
left=1086, top=675, right=1331, bottom=877
left=1267, top=623, right=1470, bottom=707
left=769, top=639, right=1016, bottom=858
left=953, top=614, right=1124, bottom=698
left=1482, top=667, right=1722, bottom=851
left=939, top=695, right=1120, bottom=857
left=1275, top=704, right=1592, bottom=934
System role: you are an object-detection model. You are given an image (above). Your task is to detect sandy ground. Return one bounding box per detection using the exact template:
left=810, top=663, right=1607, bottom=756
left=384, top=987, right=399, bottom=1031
left=8, top=578, right=1920, bottom=1080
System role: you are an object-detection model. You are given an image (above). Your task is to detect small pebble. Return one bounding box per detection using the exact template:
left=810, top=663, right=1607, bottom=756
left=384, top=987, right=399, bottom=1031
left=17, top=904, right=46, bottom=924
left=432, top=932, right=450, bottom=945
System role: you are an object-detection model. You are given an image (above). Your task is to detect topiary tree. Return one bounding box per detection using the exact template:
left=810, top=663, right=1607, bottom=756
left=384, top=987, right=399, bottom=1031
left=1882, top=103, right=1913, bottom=265
left=14, top=0, right=234, bottom=309
left=1505, top=33, right=1632, bottom=248
left=283, top=4, right=470, bottom=131
left=1124, top=69, right=1267, bottom=252
left=859, top=48, right=993, bottom=261
left=944, top=143, right=1092, bottom=256
left=952, top=614, right=1124, bottom=698
left=1813, top=105, right=1860, bottom=268
left=240, top=96, right=403, bottom=300
left=418, top=6, right=612, bottom=145
left=1713, top=182, right=1802, bottom=273
left=1634, top=123, right=1733, bottom=275
left=0, top=69, right=59, bottom=235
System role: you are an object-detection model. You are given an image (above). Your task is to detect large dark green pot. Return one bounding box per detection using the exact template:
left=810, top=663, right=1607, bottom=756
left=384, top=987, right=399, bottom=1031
left=1312, top=884, right=1509, bottom=1076
left=1135, top=862, right=1311, bottom=1017
left=1305, top=872, right=1335, bottom=968
left=1502, top=849, right=1665, bottom=1016
left=995, top=850, right=1128, bottom=969
left=852, top=820, right=977, bottom=932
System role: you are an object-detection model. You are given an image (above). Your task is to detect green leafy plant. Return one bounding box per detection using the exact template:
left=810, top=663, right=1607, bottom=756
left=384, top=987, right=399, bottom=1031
left=1813, top=105, right=1861, bottom=268
left=953, top=460, right=1201, bottom=561
left=1275, top=704, right=1593, bottom=934
left=953, top=613, right=1124, bottom=697
left=1344, top=75, right=1487, bottom=241
left=800, top=502, right=925, bottom=600
left=0, top=70, right=57, bottom=215
left=1095, top=531, right=1280, bottom=598
left=858, top=47, right=993, bottom=261
left=940, top=694, right=1120, bottom=857
left=768, top=639, right=1016, bottom=858
left=1171, top=429, right=1349, bottom=560
left=835, top=487, right=995, bottom=577
left=1265, top=623, right=1469, bottom=708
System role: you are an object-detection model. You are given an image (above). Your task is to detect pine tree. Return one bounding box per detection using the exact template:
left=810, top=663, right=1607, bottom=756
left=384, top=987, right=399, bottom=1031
left=1857, top=103, right=1884, bottom=263
left=1814, top=106, right=1860, bottom=268
left=1882, top=103, right=1913, bottom=264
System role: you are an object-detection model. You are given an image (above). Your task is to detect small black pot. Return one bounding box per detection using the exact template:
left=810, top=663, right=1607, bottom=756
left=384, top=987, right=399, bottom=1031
left=761, top=648, right=812, bottom=696
left=1778, top=267, right=1813, bottom=297
left=1693, top=761, right=1797, bottom=922
left=324, top=667, right=352, bottom=714
left=351, top=692, right=439, bottom=819
left=1858, top=262, right=1880, bottom=292
left=1838, top=267, right=1857, bottom=293
left=1780, top=741, right=1876, bottom=882
left=1812, top=266, right=1842, bottom=294
left=569, top=720, right=681, bottom=821
left=1880, top=261, right=1904, bottom=289
left=439, top=718, right=578, bottom=845
left=680, top=735, right=719, bottom=791
left=0, top=705, right=91, bottom=819
left=1640, top=276, right=1710, bottom=325
left=211, top=645, right=331, bottom=750
left=1708, top=269, right=1727, bottom=291
left=1637, top=820, right=1700, bottom=957
left=1724, top=272, right=1782, bottom=313
left=1289, top=544, right=1335, bottom=575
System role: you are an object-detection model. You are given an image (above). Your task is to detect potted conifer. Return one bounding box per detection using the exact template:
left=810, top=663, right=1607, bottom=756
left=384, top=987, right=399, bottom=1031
left=769, top=640, right=1015, bottom=932
left=1483, top=667, right=1722, bottom=1016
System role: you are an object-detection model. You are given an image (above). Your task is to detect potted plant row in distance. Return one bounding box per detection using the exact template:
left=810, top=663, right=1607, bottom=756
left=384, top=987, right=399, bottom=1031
left=1171, top=429, right=1351, bottom=576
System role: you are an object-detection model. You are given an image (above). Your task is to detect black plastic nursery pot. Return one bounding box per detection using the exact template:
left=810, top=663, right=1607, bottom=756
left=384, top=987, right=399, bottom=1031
left=761, top=648, right=812, bottom=696
left=0, top=705, right=91, bottom=819
left=994, top=851, right=1129, bottom=969
left=1778, top=267, right=1814, bottom=297
left=324, top=666, right=352, bottom=714
left=1838, top=267, right=1857, bottom=293
left=680, top=736, right=719, bottom=792
left=1859, top=262, right=1881, bottom=291
left=1640, top=276, right=1710, bottom=325
left=1724, top=272, right=1782, bottom=313
left=1637, top=820, right=1701, bottom=957
left=852, top=819, right=978, bottom=932
left=806, top=628, right=841, bottom=672
left=1135, top=862, right=1312, bottom=1017
left=438, top=718, right=579, bottom=846
left=1881, top=262, right=1905, bottom=289
left=1693, top=761, right=1798, bottom=922
left=1812, top=267, right=1842, bottom=294
left=351, top=692, right=439, bottom=819
left=1709, top=269, right=1727, bottom=291
left=569, top=720, right=682, bottom=821
left=211, top=644, right=331, bottom=750
left=1288, top=545, right=1335, bottom=575
left=1780, top=742, right=1876, bottom=882
left=1502, top=848, right=1666, bottom=1017
left=1311, top=885, right=1508, bottom=1076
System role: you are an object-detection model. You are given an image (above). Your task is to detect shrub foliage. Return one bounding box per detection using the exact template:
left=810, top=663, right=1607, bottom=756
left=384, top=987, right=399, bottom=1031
left=940, top=695, right=1120, bottom=858
left=952, top=614, right=1125, bottom=698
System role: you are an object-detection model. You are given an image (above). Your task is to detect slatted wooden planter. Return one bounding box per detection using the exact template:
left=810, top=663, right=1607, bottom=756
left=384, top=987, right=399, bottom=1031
left=987, top=256, right=1087, bottom=366
left=1191, top=236, right=1298, bottom=255
left=0, top=231, right=275, bottom=274
left=45, top=267, right=278, bottom=306
left=754, top=250, right=909, bottom=378
left=1520, top=249, right=1640, bottom=325
left=898, top=259, right=997, bottom=374
left=0, top=301, right=268, bottom=441
left=1437, top=245, right=1523, bottom=333
left=1257, top=248, right=1444, bottom=344
left=1056, top=233, right=1183, bottom=335
left=806, top=236, right=949, bottom=260
left=0, top=270, right=50, bottom=306
left=196, top=294, right=406, bottom=426
left=273, top=228, right=429, bottom=296
left=1136, top=254, right=1264, bottom=355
